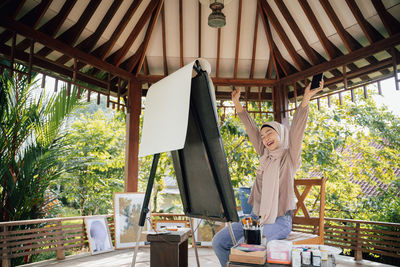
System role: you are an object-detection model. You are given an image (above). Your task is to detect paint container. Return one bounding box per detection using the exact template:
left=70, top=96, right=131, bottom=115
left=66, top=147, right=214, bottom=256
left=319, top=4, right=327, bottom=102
left=291, top=249, right=301, bottom=267
left=320, top=250, right=328, bottom=267
left=312, top=249, right=321, bottom=266
left=302, top=250, right=312, bottom=266
left=244, top=229, right=261, bottom=245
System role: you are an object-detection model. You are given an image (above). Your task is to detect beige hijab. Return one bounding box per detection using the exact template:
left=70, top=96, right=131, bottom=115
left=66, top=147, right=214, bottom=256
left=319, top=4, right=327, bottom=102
left=249, top=121, right=289, bottom=224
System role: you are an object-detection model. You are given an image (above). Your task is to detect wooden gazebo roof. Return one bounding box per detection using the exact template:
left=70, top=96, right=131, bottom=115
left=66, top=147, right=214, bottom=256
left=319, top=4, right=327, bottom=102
left=0, top=0, right=399, bottom=106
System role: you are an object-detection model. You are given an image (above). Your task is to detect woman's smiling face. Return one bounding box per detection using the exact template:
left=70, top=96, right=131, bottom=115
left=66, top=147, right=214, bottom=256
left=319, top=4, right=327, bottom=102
left=260, top=126, right=280, bottom=151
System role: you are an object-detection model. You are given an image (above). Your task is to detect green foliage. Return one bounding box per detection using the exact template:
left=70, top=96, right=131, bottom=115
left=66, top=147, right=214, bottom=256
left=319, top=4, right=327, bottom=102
left=55, top=108, right=126, bottom=215
left=0, top=65, right=80, bottom=222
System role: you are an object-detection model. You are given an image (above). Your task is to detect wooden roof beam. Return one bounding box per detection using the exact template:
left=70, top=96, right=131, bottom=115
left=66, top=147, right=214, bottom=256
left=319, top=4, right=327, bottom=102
left=0, top=0, right=27, bottom=20
left=16, top=0, right=77, bottom=52
left=258, top=0, right=294, bottom=77
left=260, top=0, right=310, bottom=71
left=93, top=0, right=143, bottom=60
left=198, top=2, right=202, bottom=58
left=161, top=4, right=168, bottom=75
left=279, top=32, right=400, bottom=84
left=250, top=5, right=259, bottom=79
left=109, top=0, right=157, bottom=67
left=0, top=15, right=134, bottom=79
left=36, top=0, right=101, bottom=58
left=274, top=0, right=321, bottom=65
left=136, top=75, right=276, bottom=87
left=216, top=28, right=221, bottom=78
left=371, top=0, right=400, bottom=36
left=179, top=0, right=183, bottom=68
left=0, top=43, right=112, bottom=91
left=0, top=0, right=51, bottom=44
left=134, top=0, right=163, bottom=75
left=345, top=0, right=384, bottom=44
left=234, top=0, right=242, bottom=78
left=319, top=0, right=360, bottom=52
left=319, top=0, right=381, bottom=74
left=298, top=0, right=341, bottom=60
left=56, top=0, right=124, bottom=66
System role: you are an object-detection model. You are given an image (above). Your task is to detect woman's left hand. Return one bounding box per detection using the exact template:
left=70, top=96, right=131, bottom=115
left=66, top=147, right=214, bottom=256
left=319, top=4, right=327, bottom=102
left=301, top=79, right=324, bottom=107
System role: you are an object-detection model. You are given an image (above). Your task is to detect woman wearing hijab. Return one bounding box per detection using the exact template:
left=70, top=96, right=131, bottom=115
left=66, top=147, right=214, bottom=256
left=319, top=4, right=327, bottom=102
left=212, top=80, right=324, bottom=266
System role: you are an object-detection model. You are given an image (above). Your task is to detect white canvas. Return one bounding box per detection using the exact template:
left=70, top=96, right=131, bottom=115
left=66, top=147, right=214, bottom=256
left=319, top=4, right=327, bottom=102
left=139, top=59, right=215, bottom=157
left=84, top=216, right=114, bottom=255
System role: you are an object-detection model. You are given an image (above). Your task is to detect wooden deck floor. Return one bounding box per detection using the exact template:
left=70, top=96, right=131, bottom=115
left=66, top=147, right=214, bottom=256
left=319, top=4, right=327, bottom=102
left=19, top=247, right=395, bottom=267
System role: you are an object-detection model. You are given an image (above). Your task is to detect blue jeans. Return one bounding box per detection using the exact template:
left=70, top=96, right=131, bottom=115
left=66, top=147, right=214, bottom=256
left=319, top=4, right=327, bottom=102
left=212, top=211, right=292, bottom=266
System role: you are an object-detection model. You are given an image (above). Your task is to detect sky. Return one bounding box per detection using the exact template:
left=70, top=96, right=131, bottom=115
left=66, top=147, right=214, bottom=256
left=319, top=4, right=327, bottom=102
left=372, top=77, right=400, bottom=116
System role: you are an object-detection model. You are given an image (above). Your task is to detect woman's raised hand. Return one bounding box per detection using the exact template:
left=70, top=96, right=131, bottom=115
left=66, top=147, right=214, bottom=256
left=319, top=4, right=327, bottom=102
left=231, top=89, right=244, bottom=113
left=301, top=79, right=324, bottom=107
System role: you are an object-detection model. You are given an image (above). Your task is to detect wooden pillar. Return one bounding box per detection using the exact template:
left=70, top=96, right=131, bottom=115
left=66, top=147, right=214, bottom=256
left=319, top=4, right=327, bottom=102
left=272, top=84, right=289, bottom=127
left=125, top=79, right=142, bottom=192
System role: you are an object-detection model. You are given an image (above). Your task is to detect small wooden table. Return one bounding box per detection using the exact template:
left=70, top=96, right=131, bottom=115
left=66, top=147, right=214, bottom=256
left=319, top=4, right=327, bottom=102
left=147, top=229, right=191, bottom=267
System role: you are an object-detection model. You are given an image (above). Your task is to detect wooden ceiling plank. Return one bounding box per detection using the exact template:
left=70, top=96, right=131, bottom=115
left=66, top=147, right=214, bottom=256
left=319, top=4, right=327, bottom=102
left=31, top=0, right=76, bottom=39
left=57, top=0, right=124, bottom=66
left=0, top=0, right=51, bottom=44
left=134, top=0, right=163, bottom=75
left=319, top=0, right=382, bottom=75
left=260, top=0, right=309, bottom=71
left=298, top=0, right=341, bottom=60
left=58, top=0, right=102, bottom=45
left=274, top=0, right=321, bottom=65
left=110, top=0, right=157, bottom=67
left=19, top=0, right=51, bottom=29
left=119, top=43, right=143, bottom=71
left=345, top=0, right=383, bottom=44
left=16, top=0, right=76, bottom=52
left=319, top=0, right=360, bottom=52
left=179, top=0, right=183, bottom=68
left=234, top=0, right=242, bottom=78
left=0, top=16, right=134, bottom=79
left=161, top=4, right=168, bottom=75
left=279, top=32, right=400, bottom=84
left=258, top=1, right=291, bottom=77
left=93, top=0, right=143, bottom=60
left=250, top=5, right=259, bottom=79
left=216, top=28, right=221, bottom=78
left=35, top=0, right=101, bottom=59
left=371, top=0, right=400, bottom=36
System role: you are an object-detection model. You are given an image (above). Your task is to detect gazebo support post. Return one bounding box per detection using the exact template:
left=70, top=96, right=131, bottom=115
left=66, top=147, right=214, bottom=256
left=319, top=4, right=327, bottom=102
left=125, top=79, right=142, bottom=192
left=273, top=84, right=289, bottom=126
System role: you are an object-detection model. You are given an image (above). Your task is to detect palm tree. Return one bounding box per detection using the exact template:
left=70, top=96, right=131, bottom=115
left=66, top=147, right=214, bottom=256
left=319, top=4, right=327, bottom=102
left=0, top=64, right=80, bottom=222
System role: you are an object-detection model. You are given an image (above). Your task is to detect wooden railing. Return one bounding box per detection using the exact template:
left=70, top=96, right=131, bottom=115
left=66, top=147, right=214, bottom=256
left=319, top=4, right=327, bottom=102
left=0, top=215, right=114, bottom=267
left=324, top=218, right=400, bottom=261
left=1, top=215, right=399, bottom=266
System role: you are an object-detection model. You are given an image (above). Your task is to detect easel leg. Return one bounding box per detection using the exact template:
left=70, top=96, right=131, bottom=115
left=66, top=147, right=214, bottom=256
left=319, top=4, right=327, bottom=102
left=227, top=222, right=237, bottom=246
left=131, top=153, right=160, bottom=267
left=189, top=218, right=200, bottom=267
left=131, top=226, right=143, bottom=267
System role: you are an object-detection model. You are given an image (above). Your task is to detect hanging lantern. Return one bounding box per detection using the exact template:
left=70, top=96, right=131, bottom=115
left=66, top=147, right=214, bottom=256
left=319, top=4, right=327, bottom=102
left=200, top=0, right=232, bottom=28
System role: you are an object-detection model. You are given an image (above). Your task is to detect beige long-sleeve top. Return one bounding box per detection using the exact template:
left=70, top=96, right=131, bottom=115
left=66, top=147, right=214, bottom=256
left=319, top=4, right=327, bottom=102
left=237, top=105, right=309, bottom=218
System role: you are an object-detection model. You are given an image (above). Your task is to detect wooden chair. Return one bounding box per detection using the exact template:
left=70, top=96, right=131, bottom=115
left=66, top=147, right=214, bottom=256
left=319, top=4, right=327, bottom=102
left=284, top=178, right=327, bottom=245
